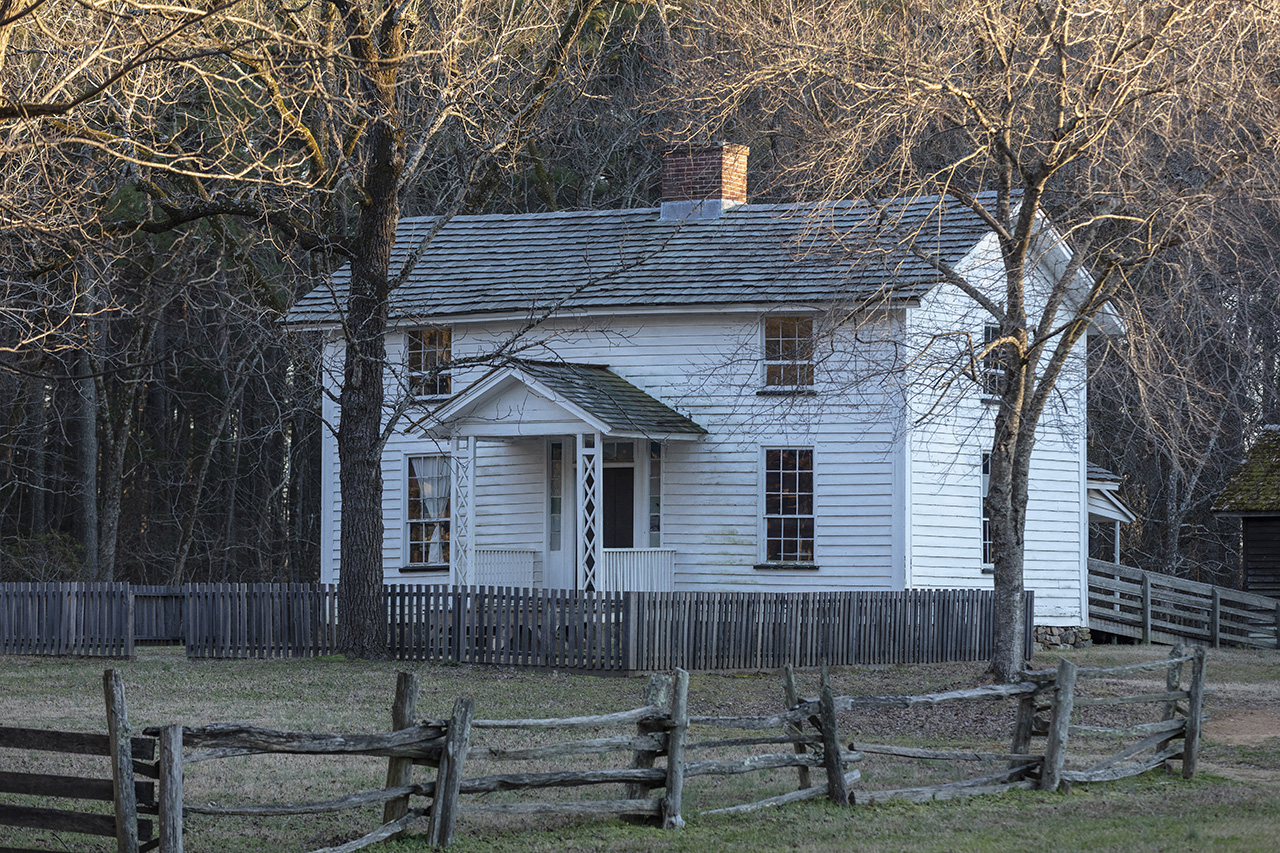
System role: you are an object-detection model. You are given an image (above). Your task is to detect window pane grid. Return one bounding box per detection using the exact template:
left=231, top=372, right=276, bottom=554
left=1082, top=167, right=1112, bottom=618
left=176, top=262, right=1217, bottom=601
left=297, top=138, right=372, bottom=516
left=764, top=317, right=815, bottom=387
left=981, top=452, right=993, bottom=565
left=980, top=325, right=1006, bottom=396
left=408, top=328, right=451, bottom=397
left=764, top=448, right=815, bottom=563
left=408, top=455, right=450, bottom=566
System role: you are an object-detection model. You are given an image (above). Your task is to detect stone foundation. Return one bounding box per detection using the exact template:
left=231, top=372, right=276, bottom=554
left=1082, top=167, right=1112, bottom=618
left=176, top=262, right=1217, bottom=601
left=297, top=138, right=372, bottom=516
left=1033, top=625, right=1092, bottom=652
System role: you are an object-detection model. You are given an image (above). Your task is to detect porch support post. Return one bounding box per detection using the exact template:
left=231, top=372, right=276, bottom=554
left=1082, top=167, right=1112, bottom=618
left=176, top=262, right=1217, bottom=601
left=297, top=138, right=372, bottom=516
left=577, top=432, right=602, bottom=591
left=452, top=436, right=476, bottom=586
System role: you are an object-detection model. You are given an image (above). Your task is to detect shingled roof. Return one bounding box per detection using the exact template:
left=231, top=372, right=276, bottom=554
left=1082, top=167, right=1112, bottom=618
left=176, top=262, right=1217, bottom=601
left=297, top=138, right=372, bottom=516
left=287, top=194, right=997, bottom=325
left=1214, top=426, right=1280, bottom=514
left=419, top=360, right=706, bottom=440
left=513, top=361, right=705, bottom=437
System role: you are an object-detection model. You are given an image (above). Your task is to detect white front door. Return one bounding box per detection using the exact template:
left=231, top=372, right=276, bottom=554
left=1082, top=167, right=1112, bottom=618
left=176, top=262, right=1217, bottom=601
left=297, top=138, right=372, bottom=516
left=545, top=438, right=577, bottom=590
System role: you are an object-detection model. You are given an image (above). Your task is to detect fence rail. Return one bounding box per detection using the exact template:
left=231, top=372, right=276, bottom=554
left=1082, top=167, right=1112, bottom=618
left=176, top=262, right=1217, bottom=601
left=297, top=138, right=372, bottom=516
left=1088, top=559, right=1280, bottom=649
left=133, top=647, right=1204, bottom=852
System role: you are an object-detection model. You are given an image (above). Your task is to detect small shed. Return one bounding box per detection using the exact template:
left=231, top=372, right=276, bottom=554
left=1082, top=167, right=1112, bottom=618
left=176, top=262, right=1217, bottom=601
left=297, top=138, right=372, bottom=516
left=1213, top=425, right=1280, bottom=597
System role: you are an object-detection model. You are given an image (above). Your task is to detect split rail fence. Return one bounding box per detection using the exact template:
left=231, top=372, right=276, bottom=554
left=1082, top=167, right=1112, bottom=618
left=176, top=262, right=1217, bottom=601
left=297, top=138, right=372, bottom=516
left=0, top=671, right=160, bottom=852
left=0, top=650, right=1205, bottom=852
left=1088, top=559, right=1280, bottom=649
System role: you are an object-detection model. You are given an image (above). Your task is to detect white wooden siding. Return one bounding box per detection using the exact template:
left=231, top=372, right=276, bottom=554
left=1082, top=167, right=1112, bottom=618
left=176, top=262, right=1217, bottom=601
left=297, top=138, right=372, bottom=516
left=315, top=246, right=1089, bottom=613
left=904, top=234, right=1089, bottom=623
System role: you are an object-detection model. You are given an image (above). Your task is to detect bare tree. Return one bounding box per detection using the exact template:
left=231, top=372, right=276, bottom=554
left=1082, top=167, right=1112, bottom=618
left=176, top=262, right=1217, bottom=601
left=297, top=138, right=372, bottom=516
left=678, top=0, right=1280, bottom=679
left=2, top=0, right=636, bottom=655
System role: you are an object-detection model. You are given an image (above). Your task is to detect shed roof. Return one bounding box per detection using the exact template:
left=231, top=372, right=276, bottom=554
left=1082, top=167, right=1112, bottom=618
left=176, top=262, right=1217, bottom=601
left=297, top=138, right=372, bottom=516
left=287, top=194, right=996, bottom=325
left=1214, top=426, right=1280, bottom=514
left=1087, top=463, right=1122, bottom=485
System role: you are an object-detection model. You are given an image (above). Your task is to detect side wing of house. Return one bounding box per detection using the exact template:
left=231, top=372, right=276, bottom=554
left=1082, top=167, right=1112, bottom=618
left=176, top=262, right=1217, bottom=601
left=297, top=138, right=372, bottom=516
left=903, top=233, right=1090, bottom=625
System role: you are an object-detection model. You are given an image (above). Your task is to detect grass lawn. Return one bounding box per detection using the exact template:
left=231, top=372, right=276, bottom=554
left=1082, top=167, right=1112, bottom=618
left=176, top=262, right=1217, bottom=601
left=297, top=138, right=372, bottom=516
left=1, top=644, right=1277, bottom=851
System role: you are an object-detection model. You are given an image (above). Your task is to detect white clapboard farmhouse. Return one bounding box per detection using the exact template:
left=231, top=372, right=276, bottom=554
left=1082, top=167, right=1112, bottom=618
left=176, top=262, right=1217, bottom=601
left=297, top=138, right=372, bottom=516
left=289, top=144, right=1114, bottom=629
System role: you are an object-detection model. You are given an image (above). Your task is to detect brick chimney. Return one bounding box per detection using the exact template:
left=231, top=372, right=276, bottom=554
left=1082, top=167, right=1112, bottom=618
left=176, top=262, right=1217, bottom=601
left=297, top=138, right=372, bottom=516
left=660, top=142, right=749, bottom=220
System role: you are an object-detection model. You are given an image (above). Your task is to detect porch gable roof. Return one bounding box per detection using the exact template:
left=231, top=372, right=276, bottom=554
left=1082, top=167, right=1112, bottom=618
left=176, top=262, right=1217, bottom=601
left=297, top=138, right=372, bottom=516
left=420, top=360, right=707, bottom=440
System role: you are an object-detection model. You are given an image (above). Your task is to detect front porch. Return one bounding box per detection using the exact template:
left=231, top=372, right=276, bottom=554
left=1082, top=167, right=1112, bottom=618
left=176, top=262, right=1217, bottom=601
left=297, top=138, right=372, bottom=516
left=472, top=547, right=678, bottom=592
left=426, top=361, right=706, bottom=593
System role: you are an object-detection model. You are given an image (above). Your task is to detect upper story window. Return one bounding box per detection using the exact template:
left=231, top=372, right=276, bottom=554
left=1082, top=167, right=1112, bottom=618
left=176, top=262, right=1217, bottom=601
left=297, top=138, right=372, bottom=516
left=407, top=328, right=451, bottom=397
left=980, top=325, right=1006, bottom=397
left=764, top=316, right=814, bottom=387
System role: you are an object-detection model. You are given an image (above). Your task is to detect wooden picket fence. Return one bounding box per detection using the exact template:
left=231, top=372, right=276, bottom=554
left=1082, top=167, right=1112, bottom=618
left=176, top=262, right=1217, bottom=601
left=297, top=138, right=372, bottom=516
left=133, top=586, right=186, bottom=645
left=131, top=646, right=1205, bottom=852
left=1088, top=559, right=1280, bottom=649
left=185, top=585, right=1034, bottom=670
left=0, top=583, right=1034, bottom=670
left=0, top=582, right=134, bottom=657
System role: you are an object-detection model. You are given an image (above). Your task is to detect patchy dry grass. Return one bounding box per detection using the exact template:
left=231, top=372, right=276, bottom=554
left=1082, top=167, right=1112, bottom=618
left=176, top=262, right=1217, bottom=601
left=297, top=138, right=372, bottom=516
left=1, top=644, right=1278, bottom=852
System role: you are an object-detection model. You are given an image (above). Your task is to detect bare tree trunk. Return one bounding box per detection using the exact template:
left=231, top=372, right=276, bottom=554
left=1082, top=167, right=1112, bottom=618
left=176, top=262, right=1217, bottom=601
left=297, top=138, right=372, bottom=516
left=335, top=13, right=404, bottom=655
left=987, top=399, right=1028, bottom=683
left=74, top=346, right=100, bottom=579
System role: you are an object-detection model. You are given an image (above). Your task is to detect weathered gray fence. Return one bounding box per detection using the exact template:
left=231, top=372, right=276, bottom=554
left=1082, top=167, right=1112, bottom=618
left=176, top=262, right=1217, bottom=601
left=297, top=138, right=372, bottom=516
left=628, top=588, right=1028, bottom=670
left=133, top=586, right=185, bottom=645
left=1088, top=559, right=1280, bottom=649
left=184, top=583, right=336, bottom=658
left=0, top=671, right=158, bottom=852
left=136, top=647, right=1205, bottom=852
left=0, top=582, right=134, bottom=657
left=184, top=585, right=1034, bottom=670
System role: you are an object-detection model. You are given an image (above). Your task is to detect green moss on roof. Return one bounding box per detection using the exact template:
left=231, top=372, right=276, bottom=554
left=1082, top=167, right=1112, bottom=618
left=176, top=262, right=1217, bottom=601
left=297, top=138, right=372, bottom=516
left=1214, top=426, right=1280, bottom=513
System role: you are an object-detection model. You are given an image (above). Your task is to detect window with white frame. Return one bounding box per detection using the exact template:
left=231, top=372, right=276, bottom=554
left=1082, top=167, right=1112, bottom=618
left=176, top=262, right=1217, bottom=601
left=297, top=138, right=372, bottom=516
left=407, top=455, right=450, bottom=568
left=407, top=328, right=451, bottom=397
left=981, top=452, right=993, bottom=567
left=980, top=325, right=1006, bottom=396
left=763, top=448, right=815, bottom=564
left=763, top=316, right=815, bottom=387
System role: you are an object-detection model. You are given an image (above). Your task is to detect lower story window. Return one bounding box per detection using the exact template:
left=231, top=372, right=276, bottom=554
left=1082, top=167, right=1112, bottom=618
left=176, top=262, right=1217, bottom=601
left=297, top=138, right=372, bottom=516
left=764, top=448, right=814, bottom=563
left=982, top=452, right=993, bottom=566
left=408, top=455, right=450, bottom=568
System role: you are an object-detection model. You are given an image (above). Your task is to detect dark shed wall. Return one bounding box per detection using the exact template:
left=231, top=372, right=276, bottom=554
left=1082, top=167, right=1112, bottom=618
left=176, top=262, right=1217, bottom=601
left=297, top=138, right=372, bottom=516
left=1242, top=516, right=1280, bottom=597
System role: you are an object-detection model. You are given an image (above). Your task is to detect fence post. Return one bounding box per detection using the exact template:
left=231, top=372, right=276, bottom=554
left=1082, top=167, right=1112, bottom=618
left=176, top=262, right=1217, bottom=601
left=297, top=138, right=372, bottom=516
left=1009, top=691, right=1038, bottom=778
left=124, top=586, right=136, bottom=659
left=661, top=668, right=690, bottom=830
left=1209, top=589, right=1221, bottom=649
left=1274, top=601, right=1280, bottom=650
left=383, top=672, right=419, bottom=835
left=159, top=725, right=183, bottom=853
left=818, top=665, right=850, bottom=806
left=104, top=669, right=140, bottom=853
left=1023, top=591, right=1035, bottom=661
left=1141, top=575, right=1152, bottom=643
left=1159, top=642, right=1186, bottom=772
left=782, top=665, right=812, bottom=790
left=1040, top=658, right=1077, bottom=792
left=426, top=696, right=474, bottom=848
left=1183, top=646, right=1207, bottom=779
left=624, top=673, right=673, bottom=825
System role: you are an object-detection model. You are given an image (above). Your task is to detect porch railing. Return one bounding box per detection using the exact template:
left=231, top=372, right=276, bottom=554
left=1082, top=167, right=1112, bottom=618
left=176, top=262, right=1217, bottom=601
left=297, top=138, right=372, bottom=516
left=472, top=548, right=539, bottom=588
left=600, top=548, right=676, bottom=593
